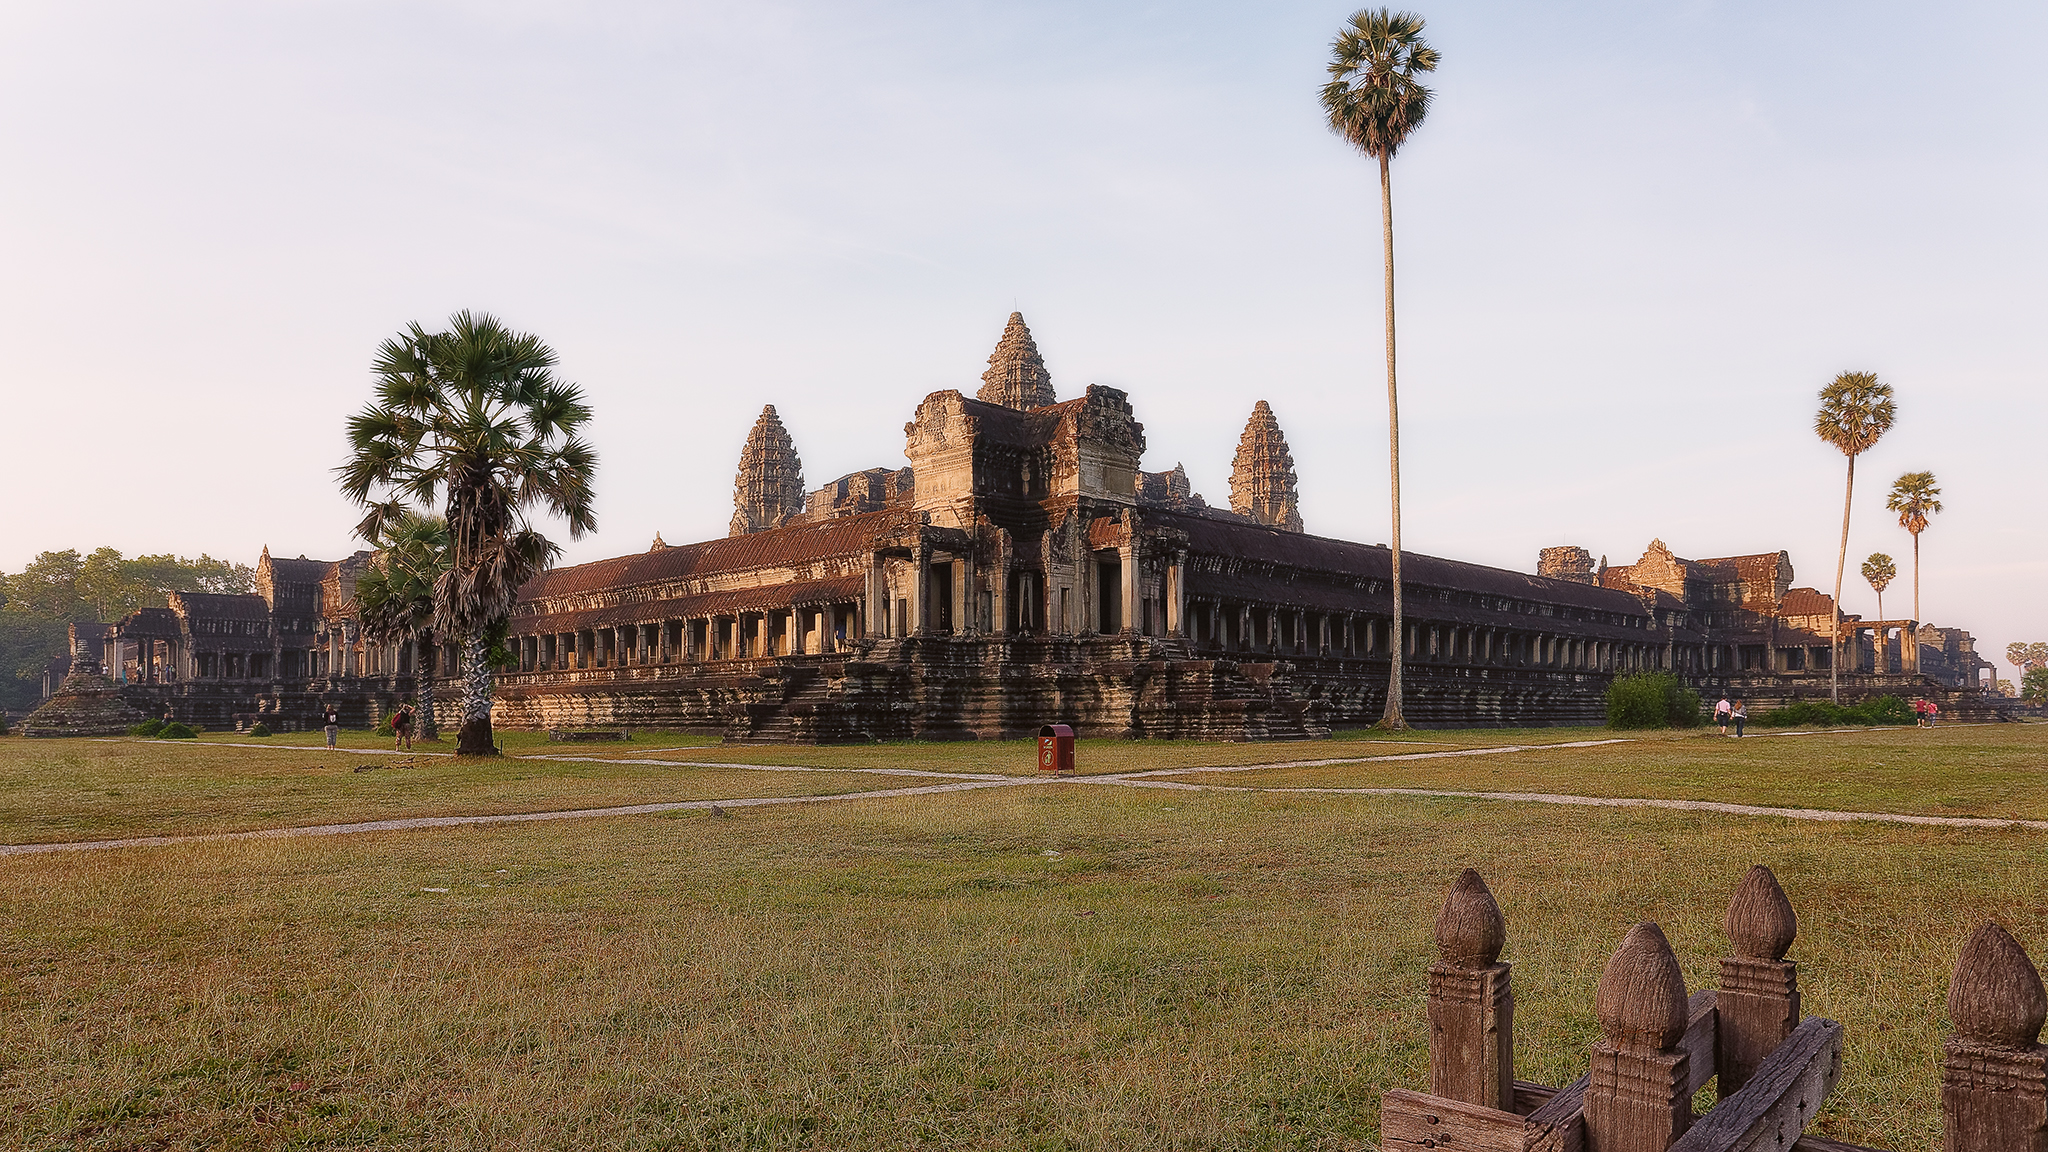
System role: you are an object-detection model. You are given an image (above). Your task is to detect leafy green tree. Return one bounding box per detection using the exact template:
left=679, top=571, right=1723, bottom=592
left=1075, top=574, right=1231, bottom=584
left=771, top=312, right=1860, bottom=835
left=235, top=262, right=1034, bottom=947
left=1814, top=371, right=1896, bottom=702
left=0, top=548, right=257, bottom=711
left=2010, top=642, right=2048, bottom=696
left=1860, top=552, right=1895, bottom=668
left=2025, top=666, right=2048, bottom=702
left=1885, top=471, right=1942, bottom=626
left=338, top=311, right=597, bottom=756
left=1321, top=7, right=1439, bottom=729
left=353, top=511, right=452, bottom=741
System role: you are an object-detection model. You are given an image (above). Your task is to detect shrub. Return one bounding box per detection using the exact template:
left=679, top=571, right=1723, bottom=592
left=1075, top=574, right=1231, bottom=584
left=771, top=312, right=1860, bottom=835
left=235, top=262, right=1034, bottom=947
left=250, top=722, right=272, bottom=737
left=130, top=719, right=166, bottom=737
left=1755, top=696, right=1915, bottom=728
left=158, top=722, right=198, bottom=739
left=1607, top=673, right=1700, bottom=729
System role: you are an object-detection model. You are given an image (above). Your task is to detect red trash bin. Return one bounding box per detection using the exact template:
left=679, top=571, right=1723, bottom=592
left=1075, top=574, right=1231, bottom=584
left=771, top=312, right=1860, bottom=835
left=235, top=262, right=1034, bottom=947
left=1037, top=724, right=1075, bottom=773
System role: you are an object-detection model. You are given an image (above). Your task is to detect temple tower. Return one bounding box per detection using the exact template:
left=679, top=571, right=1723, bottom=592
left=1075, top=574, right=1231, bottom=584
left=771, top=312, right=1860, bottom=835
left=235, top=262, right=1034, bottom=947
left=976, top=312, right=1056, bottom=411
left=729, top=405, right=805, bottom=536
left=1229, top=401, right=1303, bottom=532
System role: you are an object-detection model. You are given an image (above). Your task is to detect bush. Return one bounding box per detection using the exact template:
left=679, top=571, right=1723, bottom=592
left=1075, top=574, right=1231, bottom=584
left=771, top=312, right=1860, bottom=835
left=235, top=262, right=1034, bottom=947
left=1754, top=695, right=1915, bottom=728
left=250, top=722, right=272, bottom=737
left=157, top=722, right=198, bottom=739
left=1607, top=673, right=1701, bottom=729
left=130, top=719, right=166, bottom=737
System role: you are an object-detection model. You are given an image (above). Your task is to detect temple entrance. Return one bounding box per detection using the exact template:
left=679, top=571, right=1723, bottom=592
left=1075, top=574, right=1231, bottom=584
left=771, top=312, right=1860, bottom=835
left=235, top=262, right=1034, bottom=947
left=1096, top=556, right=1121, bottom=634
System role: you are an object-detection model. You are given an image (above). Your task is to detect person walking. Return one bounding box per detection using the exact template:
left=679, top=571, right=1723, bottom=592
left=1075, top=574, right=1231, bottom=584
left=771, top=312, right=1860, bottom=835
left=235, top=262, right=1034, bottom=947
left=392, top=702, right=416, bottom=751
left=1714, top=694, right=1732, bottom=736
left=1926, top=699, right=1939, bottom=728
left=1732, top=699, right=1747, bottom=738
left=323, top=705, right=339, bottom=749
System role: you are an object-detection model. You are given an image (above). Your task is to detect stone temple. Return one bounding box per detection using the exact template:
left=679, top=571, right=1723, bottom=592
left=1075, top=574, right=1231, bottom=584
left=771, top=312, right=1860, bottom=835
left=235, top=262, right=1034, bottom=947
left=65, top=314, right=2010, bottom=738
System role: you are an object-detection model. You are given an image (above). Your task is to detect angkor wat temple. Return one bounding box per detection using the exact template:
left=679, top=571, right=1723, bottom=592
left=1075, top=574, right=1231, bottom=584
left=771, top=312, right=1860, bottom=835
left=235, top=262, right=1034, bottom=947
left=72, top=314, right=2008, bottom=738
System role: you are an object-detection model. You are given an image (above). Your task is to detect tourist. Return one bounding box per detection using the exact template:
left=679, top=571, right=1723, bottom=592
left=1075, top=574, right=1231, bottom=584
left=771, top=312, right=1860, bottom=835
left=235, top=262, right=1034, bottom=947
left=1913, top=698, right=1929, bottom=727
left=1715, top=694, right=1732, bottom=735
left=393, top=702, right=416, bottom=751
left=323, top=705, right=339, bottom=748
left=1926, top=699, right=1939, bottom=728
left=1731, top=699, right=1747, bottom=738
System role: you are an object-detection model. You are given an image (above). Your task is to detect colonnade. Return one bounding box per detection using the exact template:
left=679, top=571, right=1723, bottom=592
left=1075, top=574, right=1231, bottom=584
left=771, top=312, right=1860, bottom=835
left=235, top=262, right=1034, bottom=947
left=516, top=602, right=861, bottom=673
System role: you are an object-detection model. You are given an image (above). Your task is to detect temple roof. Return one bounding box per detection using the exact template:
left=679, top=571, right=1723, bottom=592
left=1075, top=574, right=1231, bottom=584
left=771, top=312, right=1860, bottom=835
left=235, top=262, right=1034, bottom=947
left=170, top=591, right=272, bottom=619
left=1153, top=508, right=1650, bottom=619
left=518, top=509, right=913, bottom=604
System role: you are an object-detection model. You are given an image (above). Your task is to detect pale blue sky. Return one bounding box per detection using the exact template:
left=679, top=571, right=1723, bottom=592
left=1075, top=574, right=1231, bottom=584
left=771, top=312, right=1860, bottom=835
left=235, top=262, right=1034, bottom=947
left=3, top=1, right=2042, bottom=681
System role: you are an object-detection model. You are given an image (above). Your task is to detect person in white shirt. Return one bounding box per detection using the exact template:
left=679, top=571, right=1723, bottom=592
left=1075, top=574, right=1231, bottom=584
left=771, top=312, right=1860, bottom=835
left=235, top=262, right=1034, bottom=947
left=1715, top=695, right=1733, bottom=736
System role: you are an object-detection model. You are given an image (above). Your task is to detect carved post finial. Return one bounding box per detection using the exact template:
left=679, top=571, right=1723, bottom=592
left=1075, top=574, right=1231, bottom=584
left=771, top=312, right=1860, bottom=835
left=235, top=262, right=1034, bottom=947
left=1426, top=869, right=1514, bottom=1110
left=1587, top=922, right=1693, bottom=1150
left=1435, top=868, right=1506, bottom=970
left=1950, top=921, right=2048, bottom=1049
left=1943, top=922, right=2048, bottom=1151
left=1596, top=922, right=1690, bottom=1052
left=1726, top=864, right=1798, bottom=961
left=1718, top=864, right=1803, bottom=1098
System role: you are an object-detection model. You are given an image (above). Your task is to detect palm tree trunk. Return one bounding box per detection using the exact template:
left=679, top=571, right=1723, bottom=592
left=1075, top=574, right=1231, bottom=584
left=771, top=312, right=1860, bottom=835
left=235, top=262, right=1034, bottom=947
left=1875, top=590, right=1883, bottom=672
left=1377, top=150, right=1406, bottom=730
left=1910, top=529, right=1921, bottom=674
left=1831, top=454, right=1856, bottom=703
left=417, top=632, right=439, bottom=741
left=456, top=629, right=497, bottom=756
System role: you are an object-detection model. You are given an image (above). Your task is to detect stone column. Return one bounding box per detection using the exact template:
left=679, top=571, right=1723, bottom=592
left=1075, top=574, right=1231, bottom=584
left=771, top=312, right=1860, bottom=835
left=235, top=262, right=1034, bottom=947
left=1168, top=551, right=1186, bottom=638
left=912, top=544, right=931, bottom=636
left=1119, top=540, right=1138, bottom=635
left=957, top=553, right=975, bottom=636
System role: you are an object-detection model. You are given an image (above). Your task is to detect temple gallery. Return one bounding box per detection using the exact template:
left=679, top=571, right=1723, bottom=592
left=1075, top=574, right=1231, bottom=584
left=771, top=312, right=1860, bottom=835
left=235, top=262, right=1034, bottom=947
left=46, top=315, right=2005, bottom=740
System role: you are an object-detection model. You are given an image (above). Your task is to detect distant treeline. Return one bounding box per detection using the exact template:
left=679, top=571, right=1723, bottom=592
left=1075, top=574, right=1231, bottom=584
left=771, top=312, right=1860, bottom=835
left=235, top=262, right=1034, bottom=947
left=0, top=548, right=254, bottom=712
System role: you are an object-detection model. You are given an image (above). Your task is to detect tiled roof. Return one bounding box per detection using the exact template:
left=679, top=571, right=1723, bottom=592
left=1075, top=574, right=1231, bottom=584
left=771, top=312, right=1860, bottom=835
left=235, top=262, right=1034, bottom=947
left=116, top=607, right=182, bottom=638
left=171, top=592, right=272, bottom=620
left=1779, top=587, right=1834, bottom=616
left=519, top=510, right=913, bottom=603
left=1691, top=553, right=1786, bottom=582
left=513, top=575, right=867, bottom=634
left=265, top=556, right=334, bottom=582
left=1153, top=510, right=1648, bottom=618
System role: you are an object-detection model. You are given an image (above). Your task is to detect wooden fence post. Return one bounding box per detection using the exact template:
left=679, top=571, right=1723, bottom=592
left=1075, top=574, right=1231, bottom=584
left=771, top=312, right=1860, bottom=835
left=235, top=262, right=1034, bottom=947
left=1586, top=922, right=1693, bottom=1152
left=1718, top=864, right=1800, bottom=1098
left=1428, top=868, right=1515, bottom=1111
left=1943, top=921, right=2048, bottom=1152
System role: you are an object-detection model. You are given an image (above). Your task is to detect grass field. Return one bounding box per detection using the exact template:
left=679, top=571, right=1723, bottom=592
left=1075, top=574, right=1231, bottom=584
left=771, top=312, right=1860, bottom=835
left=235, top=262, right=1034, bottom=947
left=1, top=723, right=2043, bottom=1149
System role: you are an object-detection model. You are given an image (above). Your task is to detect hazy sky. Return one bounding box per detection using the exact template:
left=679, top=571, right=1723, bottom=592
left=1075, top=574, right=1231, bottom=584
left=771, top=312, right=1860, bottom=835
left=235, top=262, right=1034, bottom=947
left=3, top=1, right=2043, bottom=682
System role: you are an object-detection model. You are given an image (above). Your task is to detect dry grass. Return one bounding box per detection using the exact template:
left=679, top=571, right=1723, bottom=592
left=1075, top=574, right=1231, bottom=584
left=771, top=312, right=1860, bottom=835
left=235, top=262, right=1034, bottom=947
left=1, top=727, right=2043, bottom=1149
left=1151, top=723, right=2048, bottom=820
left=0, top=740, right=940, bottom=843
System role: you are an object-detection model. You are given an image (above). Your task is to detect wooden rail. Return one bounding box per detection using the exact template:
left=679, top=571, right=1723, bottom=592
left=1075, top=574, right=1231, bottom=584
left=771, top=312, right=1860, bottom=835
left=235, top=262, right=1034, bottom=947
left=1384, top=866, right=2048, bottom=1151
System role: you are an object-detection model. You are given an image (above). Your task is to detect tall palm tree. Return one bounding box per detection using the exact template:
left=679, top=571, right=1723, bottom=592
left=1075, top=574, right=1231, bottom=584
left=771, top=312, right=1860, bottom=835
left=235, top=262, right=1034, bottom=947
left=1813, top=371, right=1896, bottom=702
left=1860, top=552, right=1895, bottom=671
left=1884, top=471, right=1941, bottom=633
left=338, top=311, right=597, bottom=756
left=354, top=510, right=451, bottom=741
left=1322, top=8, right=1439, bottom=729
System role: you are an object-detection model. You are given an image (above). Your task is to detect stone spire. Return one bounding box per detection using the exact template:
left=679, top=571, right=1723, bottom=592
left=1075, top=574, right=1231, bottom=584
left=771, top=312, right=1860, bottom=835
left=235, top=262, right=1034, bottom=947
left=976, top=312, right=1056, bottom=410
left=729, top=405, right=805, bottom=536
left=1229, top=401, right=1303, bottom=532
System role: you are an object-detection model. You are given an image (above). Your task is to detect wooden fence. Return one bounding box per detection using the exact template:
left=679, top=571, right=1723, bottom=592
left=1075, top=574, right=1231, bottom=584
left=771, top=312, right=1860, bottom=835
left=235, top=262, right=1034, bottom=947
left=1382, top=866, right=2048, bottom=1151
